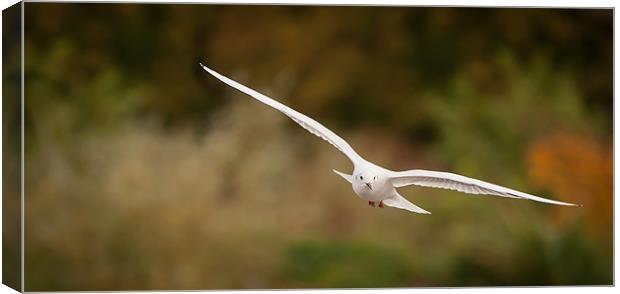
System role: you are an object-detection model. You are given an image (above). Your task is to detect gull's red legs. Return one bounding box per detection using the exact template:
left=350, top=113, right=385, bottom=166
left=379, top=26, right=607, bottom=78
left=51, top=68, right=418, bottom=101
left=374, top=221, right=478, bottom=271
left=378, top=201, right=384, bottom=208
left=368, top=201, right=376, bottom=207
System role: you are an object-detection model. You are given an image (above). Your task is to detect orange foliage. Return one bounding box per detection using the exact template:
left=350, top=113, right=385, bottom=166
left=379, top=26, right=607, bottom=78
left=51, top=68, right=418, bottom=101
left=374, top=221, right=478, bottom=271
left=526, top=132, right=612, bottom=242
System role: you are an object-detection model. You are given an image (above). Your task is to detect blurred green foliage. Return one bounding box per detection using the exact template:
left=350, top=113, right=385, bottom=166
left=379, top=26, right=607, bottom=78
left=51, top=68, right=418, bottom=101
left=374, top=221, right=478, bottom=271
left=281, top=240, right=412, bottom=288
left=8, top=3, right=612, bottom=290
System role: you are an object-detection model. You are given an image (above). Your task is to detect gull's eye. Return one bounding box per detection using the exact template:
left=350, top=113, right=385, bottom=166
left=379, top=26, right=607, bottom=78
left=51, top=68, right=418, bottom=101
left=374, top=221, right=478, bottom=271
left=374, top=176, right=377, bottom=180
left=360, top=176, right=363, bottom=180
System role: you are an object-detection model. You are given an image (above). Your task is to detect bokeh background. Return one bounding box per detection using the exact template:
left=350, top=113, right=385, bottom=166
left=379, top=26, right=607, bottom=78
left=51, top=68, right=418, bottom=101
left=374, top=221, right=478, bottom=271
left=5, top=3, right=613, bottom=290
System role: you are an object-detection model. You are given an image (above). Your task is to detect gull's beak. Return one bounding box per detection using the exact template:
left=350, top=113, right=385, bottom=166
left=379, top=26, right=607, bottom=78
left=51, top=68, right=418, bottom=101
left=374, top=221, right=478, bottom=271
left=365, top=182, right=373, bottom=190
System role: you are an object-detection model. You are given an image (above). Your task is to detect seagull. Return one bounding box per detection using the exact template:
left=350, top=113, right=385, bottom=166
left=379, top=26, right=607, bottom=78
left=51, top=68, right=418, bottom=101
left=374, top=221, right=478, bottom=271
left=200, top=63, right=577, bottom=214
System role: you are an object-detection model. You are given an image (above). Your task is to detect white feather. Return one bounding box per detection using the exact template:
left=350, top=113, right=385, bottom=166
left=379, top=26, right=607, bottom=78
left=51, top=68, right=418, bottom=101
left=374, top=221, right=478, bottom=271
left=383, top=192, right=431, bottom=214
left=389, top=169, right=576, bottom=206
left=200, top=63, right=363, bottom=165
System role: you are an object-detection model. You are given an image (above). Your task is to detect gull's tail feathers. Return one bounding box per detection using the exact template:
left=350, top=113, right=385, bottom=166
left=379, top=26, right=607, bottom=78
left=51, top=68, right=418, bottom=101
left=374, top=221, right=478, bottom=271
left=383, top=191, right=431, bottom=214
left=332, top=169, right=353, bottom=183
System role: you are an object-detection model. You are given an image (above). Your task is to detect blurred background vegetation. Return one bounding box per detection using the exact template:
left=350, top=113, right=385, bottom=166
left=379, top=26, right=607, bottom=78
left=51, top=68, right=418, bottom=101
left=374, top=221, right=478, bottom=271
left=5, top=3, right=613, bottom=290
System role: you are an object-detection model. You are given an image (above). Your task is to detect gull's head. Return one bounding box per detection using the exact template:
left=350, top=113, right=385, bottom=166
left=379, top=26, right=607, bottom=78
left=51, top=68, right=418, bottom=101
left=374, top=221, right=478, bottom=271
left=354, top=172, right=380, bottom=191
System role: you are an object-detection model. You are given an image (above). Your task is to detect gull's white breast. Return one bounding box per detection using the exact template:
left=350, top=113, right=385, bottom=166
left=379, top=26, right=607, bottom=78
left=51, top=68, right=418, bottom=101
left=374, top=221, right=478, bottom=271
left=352, top=168, right=395, bottom=201
left=353, top=183, right=394, bottom=201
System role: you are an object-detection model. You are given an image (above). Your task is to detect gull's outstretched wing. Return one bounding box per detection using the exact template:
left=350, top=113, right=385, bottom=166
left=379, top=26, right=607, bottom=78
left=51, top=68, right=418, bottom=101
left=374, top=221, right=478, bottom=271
left=389, top=169, right=577, bottom=206
left=200, top=63, right=363, bottom=165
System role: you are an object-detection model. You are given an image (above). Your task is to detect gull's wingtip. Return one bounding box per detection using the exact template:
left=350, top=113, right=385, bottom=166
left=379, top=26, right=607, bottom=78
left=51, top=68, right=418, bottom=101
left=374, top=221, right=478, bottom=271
left=418, top=207, right=432, bottom=214
left=546, top=199, right=580, bottom=207
left=554, top=199, right=580, bottom=207
left=199, top=62, right=219, bottom=77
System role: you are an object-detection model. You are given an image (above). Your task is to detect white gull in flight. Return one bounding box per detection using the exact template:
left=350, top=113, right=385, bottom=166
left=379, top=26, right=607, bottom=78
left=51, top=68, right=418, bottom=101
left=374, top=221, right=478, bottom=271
left=200, top=63, right=577, bottom=214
